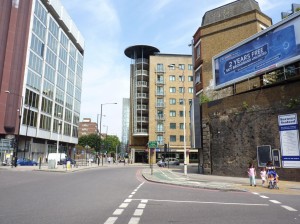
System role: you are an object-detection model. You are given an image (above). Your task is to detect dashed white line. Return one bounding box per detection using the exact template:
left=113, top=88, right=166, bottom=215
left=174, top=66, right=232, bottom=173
left=269, top=200, right=281, bottom=204
left=113, top=209, right=124, bottom=215
left=141, top=199, right=148, bottom=203
left=281, top=205, right=298, bottom=211
left=138, top=203, right=146, bottom=209
left=119, top=203, right=129, bottom=208
left=260, top=195, right=269, bottom=199
left=128, top=195, right=133, bottom=198
left=128, top=217, right=140, bottom=224
left=104, top=217, right=118, bottom=224
left=131, top=191, right=136, bottom=195
left=133, top=209, right=144, bottom=216
left=124, top=199, right=132, bottom=203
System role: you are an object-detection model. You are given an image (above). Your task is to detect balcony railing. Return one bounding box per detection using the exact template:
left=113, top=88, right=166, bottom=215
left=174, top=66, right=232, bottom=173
left=156, top=102, right=165, bottom=108
left=136, top=117, right=149, bottom=122
left=135, top=70, right=149, bottom=76
left=136, top=93, right=148, bottom=99
left=137, top=105, right=148, bottom=110
left=156, top=128, right=165, bottom=133
left=137, top=81, right=148, bottom=88
left=155, top=91, right=165, bottom=96
left=156, top=115, right=165, bottom=120
left=156, top=79, right=165, bottom=85
left=136, top=58, right=148, bottom=64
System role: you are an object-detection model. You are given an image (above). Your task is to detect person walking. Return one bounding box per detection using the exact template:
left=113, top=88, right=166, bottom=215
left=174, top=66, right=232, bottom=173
left=260, top=167, right=267, bottom=186
left=247, top=163, right=256, bottom=187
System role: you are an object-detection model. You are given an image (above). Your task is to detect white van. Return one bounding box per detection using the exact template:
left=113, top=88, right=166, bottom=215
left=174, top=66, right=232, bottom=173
left=48, top=153, right=66, bottom=164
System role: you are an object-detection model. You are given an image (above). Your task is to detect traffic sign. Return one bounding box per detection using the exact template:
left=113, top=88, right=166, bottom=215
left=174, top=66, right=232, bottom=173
left=148, top=141, right=158, bottom=148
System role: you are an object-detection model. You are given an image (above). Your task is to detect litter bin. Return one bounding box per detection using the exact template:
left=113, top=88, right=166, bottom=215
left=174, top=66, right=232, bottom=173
left=67, top=161, right=71, bottom=169
left=48, top=160, right=56, bottom=169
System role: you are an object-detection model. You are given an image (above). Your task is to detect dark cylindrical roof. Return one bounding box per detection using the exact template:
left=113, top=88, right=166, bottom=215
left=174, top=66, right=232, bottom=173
left=124, top=45, right=160, bottom=59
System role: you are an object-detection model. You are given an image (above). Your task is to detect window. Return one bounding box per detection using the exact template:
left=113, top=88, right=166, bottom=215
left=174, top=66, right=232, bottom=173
left=180, top=123, right=184, bottom=129
left=170, top=110, right=176, bottom=117
left=169, top=64, right=175, bottom=70
left=188, top=64, right=193, bottom=70
left=157, top=123, right=164, bottom=132
left=157, top=63, right=164, bottom=72
left=179, top=76, right=184, bottom=81
left=178, top=64, right=185, bottom=70
left=195, top=68, right=201, bottom=84
left=196, top=43, right=201, bottom=59
left=179, top=111, right=184, bottom=117
left=188, top=76, right=193, bottom=82
left=170, top=123, right=176, bottom=129
left=169, top=75, right=175, bottom=81
left=169, top=98, right=176, bottom=105
left=170, top=135, right=176, bottom=142
left=157, top=135, right=164, bottom=145
left=179, top=87, right=184, bottom=93
left=179, top=99, right=184, bottom=105
left=169, top=87, right=176, bottom=93
left=180, top=135, right=184, bottom=142
left=188, top=87, right=193, bottom=93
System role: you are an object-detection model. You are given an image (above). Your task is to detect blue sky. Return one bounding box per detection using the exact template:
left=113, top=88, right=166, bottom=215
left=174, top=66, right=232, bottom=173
left=60, top=0, right=297, bottom=139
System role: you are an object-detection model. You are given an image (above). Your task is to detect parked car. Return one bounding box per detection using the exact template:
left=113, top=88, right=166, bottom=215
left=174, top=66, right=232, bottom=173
left=17, top=158, right=38, bottom=166
left=157, top=160, right=167, bottom=167
left=157, top=158, right=180, bottom=167
left=58, top=158, right=76, bottom=165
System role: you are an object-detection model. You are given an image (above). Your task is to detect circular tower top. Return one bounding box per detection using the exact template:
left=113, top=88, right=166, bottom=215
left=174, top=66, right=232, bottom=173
left=124, top=45, right=160, bottom=59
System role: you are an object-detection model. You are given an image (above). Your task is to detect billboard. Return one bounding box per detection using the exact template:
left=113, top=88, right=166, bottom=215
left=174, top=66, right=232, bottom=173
left=213, top=12, right=300, bottom=89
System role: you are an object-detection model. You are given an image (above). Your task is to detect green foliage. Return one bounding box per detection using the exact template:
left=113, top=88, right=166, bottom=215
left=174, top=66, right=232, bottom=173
left=286, top=98, right=300, bottom=109
left=102, top=135, right=121, bottom=154
left=78, top=134, right=101, bottom=150
left=200, top=94, right=211, bottom=104
left=296, top=7, right=300, bottom=12
left=242, top=101, right=249, bottom=110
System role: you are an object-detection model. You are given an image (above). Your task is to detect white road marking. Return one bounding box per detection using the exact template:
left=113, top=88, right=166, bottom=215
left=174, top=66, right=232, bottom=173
left=119, top=203, right=129, bottom=208
left=269, top=200, right=281, bottom=204
left=124, top=199, right=132, bottom=203
left=138, top=203, right=146, bottom=209
left=133, top=209, right=144, bottom=216
left=252, top=192, right=259, bottom=195
left=260, top=195, right=269, bottom=199
left=128, top=195, right=133, bottom=198
left=281, top=205, right=298, bottom=211
left=141, top=199, right=148, bottom=203
left=104, top=217, right=118, bottom=224
left=113, top=209, right=124, bottom=215
left=128, top=217, right=140, bottom=224
left=131, top=191, right=136, bottom=195
left=132, top=198, right=268, bottom=206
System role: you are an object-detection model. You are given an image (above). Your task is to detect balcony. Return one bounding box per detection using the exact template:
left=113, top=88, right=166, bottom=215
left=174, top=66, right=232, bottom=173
left=156, top=79, right=165, bottom=85
left=156, top=115, right=165, bottom=121
left=133, top=128, right=149, bottom=136
left=155, top=91, right=165, bottom=96
left=137, top=81, right=148, bottom=88
left=137, top=105, right=148, bottom=110
left=136, top=58, right=148, bottom=64
left=156, top=128, right=165, bottom=133
left=136, top=117, right=149, bottom=123
left=156, top=102, right=165, bottom=108
left=136, top=93, right=148, bottom=99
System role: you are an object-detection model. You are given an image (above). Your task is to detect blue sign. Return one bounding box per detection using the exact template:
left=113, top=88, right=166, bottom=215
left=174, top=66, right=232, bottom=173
left=214, top=14, right=300, bottom=89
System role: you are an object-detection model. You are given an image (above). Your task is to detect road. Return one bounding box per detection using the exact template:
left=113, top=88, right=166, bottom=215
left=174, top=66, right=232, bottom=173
left=0, top=166, right=299, bottom=224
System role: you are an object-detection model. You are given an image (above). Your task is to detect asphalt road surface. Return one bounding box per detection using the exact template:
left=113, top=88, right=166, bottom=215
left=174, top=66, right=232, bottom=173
left=0, top=166, right=299, bottom=224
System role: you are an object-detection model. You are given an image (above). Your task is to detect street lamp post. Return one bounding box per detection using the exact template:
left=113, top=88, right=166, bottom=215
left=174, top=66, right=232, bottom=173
left=5, top=90, right=23, bottom=167
left=99, top=103, right=117, bottom=165
left=56, top=113, right=62, bottom=167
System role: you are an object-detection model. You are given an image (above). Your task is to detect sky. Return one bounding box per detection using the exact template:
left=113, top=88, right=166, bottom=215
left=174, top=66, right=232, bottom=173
left=60, top=0, right=297, bottom=139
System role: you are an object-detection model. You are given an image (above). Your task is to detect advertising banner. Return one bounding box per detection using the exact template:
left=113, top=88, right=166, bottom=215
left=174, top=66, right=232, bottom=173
left=278, top=113, right=300, bottom=168
left=213, top=13, right=300, bottom=89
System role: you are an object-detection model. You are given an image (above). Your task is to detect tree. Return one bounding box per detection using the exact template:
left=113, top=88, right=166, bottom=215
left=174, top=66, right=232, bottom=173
left=78, top=134, right=101, bottom=151
left=102, top=135, right=120, bottom=154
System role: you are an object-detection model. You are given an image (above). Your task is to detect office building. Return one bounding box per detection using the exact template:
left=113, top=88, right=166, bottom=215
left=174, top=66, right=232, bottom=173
left=78, top=118, right=97, bottom=137
left=0, top=0, right=84, bottom=162
left=121, top=98, right=130, bottom=155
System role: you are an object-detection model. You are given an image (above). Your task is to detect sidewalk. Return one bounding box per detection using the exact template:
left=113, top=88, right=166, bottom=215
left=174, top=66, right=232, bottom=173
left=141, top=165, right=300, bottom=195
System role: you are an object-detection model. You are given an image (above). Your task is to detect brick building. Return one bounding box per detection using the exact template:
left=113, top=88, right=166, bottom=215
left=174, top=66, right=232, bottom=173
left=78, top=118, right=97, bottom=137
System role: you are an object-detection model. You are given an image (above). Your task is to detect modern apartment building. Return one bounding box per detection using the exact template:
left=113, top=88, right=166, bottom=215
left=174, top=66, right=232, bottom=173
left=125, top=45, right=196, bottom=163
left=78, top=118, right=97, bottom=137
left=0, top=0, right=84, bottom=163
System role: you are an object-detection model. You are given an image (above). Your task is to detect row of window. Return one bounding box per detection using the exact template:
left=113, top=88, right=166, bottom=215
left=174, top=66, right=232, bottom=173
left=156, top=135, right=189, bottom=143
left=157, top=63, right=193, bottom=71
left=169, top=75, right=193, bottom=82
left=169, top=87, right=193, bottom=93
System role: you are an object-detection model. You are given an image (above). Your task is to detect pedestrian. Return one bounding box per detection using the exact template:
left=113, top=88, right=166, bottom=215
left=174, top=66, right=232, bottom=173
left=260, top=167, right=267, bottom=186
left=247, top=163, right=256, bottom=187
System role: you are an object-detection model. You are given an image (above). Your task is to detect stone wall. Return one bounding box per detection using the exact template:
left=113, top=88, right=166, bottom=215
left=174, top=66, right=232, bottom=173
left=201, top=81, right=300, bottom=181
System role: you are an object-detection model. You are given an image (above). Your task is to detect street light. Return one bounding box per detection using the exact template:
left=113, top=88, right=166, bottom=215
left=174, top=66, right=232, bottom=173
left=168, top=65, right=187, bottom=175
left=99, top=103, right=117, bottom=164
left=5, top=90, right=23, bottom=167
